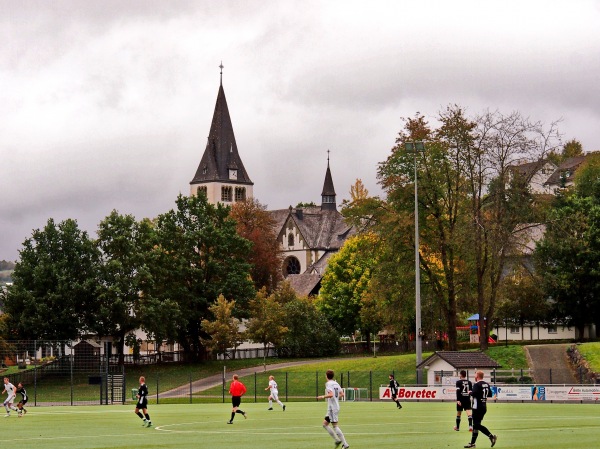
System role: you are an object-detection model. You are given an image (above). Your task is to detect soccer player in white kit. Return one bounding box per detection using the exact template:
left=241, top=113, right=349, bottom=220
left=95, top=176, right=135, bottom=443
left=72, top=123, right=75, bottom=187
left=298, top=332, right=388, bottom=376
left=2, top=377, right=18, bottom=417
left=265, top=375, right=286, bottom=411
left=318, top=370, right=349, bottom=449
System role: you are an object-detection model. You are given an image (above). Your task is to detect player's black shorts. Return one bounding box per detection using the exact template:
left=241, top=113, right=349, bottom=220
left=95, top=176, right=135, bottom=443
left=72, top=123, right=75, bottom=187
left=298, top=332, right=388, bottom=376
left=231, top=396, right=242, bottom=407
left=18, top=398, right=28, bottom=406
left=136, top=398, right=148, bottom=409
left=472, top=408, right=486, bottom=425
left=457, top=398, right=471, bottom=411
left=391, top=393, right=398, bottom=400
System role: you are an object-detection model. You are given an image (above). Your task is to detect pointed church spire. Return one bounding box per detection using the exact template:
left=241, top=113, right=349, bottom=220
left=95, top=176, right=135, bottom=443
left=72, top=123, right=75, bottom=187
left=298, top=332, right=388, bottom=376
left=190, top=64, right=253, bottom=203
left=321, top=150, right=337, bottom=211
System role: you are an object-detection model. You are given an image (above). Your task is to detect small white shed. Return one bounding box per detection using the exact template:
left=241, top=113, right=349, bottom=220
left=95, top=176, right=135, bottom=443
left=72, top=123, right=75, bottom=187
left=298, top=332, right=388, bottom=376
left=417, top=351, right=501, bottom=386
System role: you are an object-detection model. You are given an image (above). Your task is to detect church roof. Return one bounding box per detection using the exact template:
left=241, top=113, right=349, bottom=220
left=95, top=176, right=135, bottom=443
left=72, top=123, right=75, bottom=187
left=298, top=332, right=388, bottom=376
left=285, top=274, right=322, bottom=297
left=190, top=77, right=252, bottom=186
left=321, top=161, right=336, bottom=196
left=271, top=206, right=354, bottom=251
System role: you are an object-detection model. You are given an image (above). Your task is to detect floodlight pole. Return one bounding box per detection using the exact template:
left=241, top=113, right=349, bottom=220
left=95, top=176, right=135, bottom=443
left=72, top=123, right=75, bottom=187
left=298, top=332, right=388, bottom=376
left=405, top=141, right=425, bottom=384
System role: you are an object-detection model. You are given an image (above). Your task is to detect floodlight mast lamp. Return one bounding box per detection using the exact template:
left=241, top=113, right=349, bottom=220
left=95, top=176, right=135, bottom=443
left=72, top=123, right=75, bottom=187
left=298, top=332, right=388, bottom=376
left=404, top=141, right=425, bottom=381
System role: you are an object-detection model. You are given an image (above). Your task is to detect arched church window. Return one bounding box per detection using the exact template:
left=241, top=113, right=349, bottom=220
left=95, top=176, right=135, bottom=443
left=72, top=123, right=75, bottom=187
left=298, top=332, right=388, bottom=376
left=284, top=257, right=301, bottom=276
left=235, top=187, right=246, bottom=202
left=221, top=186, right=232, bottom=202
left=197, top=186, right=207, bottom=197
left=287, top=233, right=294, bottom=247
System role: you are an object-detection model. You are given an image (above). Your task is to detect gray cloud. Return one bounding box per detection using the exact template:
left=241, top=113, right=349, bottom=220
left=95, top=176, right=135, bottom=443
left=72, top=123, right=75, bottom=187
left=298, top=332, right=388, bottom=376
left=1, top=0, right=599, bottom=261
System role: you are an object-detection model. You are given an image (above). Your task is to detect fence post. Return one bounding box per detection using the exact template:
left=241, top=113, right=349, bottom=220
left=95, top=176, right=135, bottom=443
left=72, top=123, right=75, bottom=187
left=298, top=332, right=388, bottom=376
left=369, top=371, right=372, bottom=402
left=223, top=366, right=226, bottom=404
left=34, top=340, right=38, bottom=407
left=70, top=353, right=74, bottom=406
left=579, top=367, right=583, bottom=385
left=549, top=369, right=552, bottom=385
left=492, top=368, right=496, bottom=385
left=254, top=372, right=257, bottom=403
left=156, top=375, right=159, bottom=404
left=285, top=372, right=288, bottom=402
left=348, top=371, right=351, bottom=388
left=189, top=373, right=193, bottom=404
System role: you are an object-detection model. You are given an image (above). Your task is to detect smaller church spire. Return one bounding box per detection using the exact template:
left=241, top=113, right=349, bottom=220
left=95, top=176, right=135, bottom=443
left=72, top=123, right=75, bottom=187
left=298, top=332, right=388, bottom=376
left=321, top=150, right=337, bottom=211
left=219, top=61, right=224, bottom=86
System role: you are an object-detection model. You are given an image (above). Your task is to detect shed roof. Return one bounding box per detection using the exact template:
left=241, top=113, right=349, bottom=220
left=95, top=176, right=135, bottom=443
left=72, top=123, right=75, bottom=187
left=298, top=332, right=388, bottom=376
left=417, top=351, right=501, bottom=369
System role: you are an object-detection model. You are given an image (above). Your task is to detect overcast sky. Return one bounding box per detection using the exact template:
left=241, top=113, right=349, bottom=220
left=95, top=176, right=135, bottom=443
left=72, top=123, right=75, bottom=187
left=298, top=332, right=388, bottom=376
left=1, top=0, right=599, bottom=261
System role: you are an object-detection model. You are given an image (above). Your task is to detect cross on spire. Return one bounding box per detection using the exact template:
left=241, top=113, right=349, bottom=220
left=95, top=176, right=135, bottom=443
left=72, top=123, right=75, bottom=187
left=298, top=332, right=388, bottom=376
left=327, top=149, right=330, bottom=164
left=219, top=61, right=224, bottom=85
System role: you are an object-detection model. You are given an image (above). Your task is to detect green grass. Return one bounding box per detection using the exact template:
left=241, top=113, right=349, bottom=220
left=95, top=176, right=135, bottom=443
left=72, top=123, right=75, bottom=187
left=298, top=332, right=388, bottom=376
left=577, top=342, right=600, bottom=371
left=8, top=401, right=600, bottom=448
left=485, top=345, right=529, bottom=368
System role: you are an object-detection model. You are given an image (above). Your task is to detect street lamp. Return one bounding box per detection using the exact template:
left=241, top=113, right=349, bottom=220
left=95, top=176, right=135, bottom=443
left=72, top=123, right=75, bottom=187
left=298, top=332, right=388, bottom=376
left=404, top=141, right=425, bottom=383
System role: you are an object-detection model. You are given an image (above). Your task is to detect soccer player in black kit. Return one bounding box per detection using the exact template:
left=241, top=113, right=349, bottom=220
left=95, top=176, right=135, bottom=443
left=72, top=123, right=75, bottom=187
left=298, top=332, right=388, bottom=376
left=134, top=376, right=152, bottom=427
left=454, top=370, right=473, bottom=431
left=16, top=383, right=27, bottom=417
left=464, top=370, right=497, bottom=448
left=388, top=374, right=402, bottom=409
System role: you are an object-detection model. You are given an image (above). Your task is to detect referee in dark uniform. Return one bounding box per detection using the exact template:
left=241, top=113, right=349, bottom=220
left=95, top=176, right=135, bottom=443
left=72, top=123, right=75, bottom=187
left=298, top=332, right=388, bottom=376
left=134, top=376, right=152, bottom=427
left=454, top=370, right=473, bottom=431
left=464, top=371, right=497, bottom=448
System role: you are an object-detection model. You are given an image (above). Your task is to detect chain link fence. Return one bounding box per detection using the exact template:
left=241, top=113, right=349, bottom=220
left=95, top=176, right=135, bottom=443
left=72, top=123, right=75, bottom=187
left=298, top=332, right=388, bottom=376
left=2, top=340, right=597, bottom=407
left=0, top=340, right=125, bottom=406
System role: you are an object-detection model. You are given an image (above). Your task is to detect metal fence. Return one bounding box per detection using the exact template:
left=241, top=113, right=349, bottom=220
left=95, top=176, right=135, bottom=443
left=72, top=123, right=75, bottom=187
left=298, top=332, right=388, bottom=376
left=2, top=340, right=597, bottom=407
left=1, top=340, right=125, bottom=406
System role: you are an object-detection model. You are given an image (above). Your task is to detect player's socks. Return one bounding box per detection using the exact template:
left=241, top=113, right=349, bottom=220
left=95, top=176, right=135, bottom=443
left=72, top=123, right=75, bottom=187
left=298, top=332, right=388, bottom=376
left=334, top=427, right=348, bottom=446
left=468, top=416, right=473, bottom=428
left=145, top=413, right=151, bottom=421
left=323, top=425, right=337, bottom=440
left=269, top=400, right=273, bottom=408
left=137, top=411, right=144, bottom=419
left=230, top=412, right=235, bottom=422
left=456, top=416, right=461, bottom=429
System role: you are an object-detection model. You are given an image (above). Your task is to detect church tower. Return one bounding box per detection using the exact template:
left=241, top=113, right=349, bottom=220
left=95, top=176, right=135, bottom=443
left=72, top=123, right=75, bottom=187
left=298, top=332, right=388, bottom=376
left=320, top=153, right=337, bottom=210
left=190, top=63, right=253, bottom=204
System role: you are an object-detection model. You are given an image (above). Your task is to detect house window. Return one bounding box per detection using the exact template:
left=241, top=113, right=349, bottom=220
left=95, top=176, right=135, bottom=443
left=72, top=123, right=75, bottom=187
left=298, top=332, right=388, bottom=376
left=510, top=327, right=520, bottom=334
left=284, top=256, right=301, bottom=276
left=547, top=326, right=557, bottom=334
left=288, top=233, right=294, bottom=247
left=221, top=186, right=233, bottom=202
left=197, top=186, right=207, bottom=197
left=235, top=187, right=246, bottom=202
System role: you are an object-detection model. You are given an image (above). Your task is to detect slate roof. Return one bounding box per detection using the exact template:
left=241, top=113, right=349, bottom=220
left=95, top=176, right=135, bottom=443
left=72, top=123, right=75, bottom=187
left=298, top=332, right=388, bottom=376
left=286, top=274, right=322, bottom=297
left=544, top=156, right=587, bottom=186
left=507, top=159, right=555, bottom=181
left=321, top=161, right=336, bottom=196
left=190, top=81, right=253, bottom=186
left=417, top=351, right=501, bottom=369
left=271, top=206, right=354, bottom=251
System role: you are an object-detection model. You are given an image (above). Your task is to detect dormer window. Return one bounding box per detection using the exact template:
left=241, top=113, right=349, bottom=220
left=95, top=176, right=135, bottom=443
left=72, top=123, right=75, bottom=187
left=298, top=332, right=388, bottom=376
left=288, top=233, right=294, bottom=247
left=202, top=165, right=208, bottom=175
left=229, top=169, right=238, bottom=180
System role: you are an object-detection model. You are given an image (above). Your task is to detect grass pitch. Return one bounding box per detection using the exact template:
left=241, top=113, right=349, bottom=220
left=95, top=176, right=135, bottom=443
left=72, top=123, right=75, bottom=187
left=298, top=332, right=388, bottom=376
left=4, top=401, right=599, bottom=449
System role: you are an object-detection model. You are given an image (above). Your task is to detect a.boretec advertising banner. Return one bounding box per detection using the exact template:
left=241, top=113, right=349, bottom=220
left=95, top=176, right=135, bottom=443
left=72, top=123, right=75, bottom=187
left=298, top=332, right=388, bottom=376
left=379, top=385, right=600, bottom=401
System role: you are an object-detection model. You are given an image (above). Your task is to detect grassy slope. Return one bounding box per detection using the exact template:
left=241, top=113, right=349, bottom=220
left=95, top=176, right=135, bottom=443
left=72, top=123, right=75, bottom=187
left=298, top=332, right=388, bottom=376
left=576, top=342, right=600, bottom=371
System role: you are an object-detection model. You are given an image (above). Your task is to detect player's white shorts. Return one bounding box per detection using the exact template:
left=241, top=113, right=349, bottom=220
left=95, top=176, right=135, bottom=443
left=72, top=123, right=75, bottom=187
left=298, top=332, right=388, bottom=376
left=326, top=407, right=339, bottom=424
left=270, top=391, right=279, bottom=401
left=4, top=395, right=15, bottom=405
